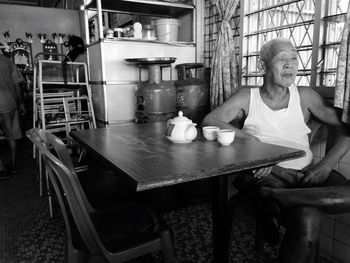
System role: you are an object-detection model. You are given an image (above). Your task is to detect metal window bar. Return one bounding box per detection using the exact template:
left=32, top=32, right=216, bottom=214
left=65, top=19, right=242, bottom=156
left=245, top=20, right=314, bottom=37
left=243, top=44, right=313, bottom=57
left=245, top=0, right=303, bottom=16
left=322, top=13, right=347, bottom=22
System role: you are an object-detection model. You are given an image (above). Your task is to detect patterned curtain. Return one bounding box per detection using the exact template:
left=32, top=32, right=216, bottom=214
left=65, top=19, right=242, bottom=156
left=210, top=0, right=240, bottom=110
left=334, top=2, right=350, bottom=123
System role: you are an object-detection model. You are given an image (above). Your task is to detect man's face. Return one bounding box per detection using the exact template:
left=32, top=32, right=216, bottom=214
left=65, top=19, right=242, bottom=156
left=264, top=42, right=299, bottom=88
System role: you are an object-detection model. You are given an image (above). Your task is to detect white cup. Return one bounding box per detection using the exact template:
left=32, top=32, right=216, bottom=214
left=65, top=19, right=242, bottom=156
left=217, top=129, right=235, bottom=146
left=202, top=126, right=220, bottom=141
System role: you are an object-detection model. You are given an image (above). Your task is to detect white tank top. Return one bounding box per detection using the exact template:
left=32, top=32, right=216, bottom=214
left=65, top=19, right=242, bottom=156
left=242, top=85, right=313, bottom=170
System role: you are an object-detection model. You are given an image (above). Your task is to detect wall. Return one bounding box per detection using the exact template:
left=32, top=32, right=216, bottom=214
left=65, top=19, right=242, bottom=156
left=0, top=4, right=81, bottom=58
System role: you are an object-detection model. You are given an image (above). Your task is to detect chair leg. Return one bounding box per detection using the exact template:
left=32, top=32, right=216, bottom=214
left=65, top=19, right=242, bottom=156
left=39, top=153, right=43, bottom=196
left=38, top=150, right=53, bottom=218
left=45, top=169, right=54, bottom=218
left=160, top=229, right=175, bottom=263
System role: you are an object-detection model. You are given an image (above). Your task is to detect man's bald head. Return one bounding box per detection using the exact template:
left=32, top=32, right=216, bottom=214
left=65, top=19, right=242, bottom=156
left=260, top=38, right=296, bottom=64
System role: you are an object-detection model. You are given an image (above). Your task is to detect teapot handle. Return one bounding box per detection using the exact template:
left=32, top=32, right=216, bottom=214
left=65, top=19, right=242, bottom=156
left=166, top=122, right=175, bottom=137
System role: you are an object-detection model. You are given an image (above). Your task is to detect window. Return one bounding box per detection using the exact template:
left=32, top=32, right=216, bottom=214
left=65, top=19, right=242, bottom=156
left=204, top=0, right=349, bottom=96
left=318, top=0, right=348, bottom=88
left=242, top=0, right=315, bottom=87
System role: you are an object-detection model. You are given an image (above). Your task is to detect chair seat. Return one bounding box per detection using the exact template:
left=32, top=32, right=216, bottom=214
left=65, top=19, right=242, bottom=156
left=80, top=168, right=135, bottom=209
left=91, top=201, right=163, bottom=253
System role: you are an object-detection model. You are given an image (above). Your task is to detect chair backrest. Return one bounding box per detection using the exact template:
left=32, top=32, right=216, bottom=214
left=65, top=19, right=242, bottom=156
left=39, top=129, right=94, bottom=213
left=307, top=116, right=337, bottom=154
left=38, top=129, right=76, bottom=172
left=307, top=117, right=323, bottom=145
left=26, top=128, right=106, bottom=256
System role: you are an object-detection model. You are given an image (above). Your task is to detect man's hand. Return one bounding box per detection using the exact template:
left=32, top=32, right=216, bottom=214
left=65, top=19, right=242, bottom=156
left=253, top=166, right=273, bottom=179
left=300, top=162, right=332, bottom=185
left=18, top=103, right=25, bottom=116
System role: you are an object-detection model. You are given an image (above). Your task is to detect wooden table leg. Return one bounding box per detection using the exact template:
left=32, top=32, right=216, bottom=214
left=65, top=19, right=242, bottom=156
left=212, top=175, right=230, bottom=263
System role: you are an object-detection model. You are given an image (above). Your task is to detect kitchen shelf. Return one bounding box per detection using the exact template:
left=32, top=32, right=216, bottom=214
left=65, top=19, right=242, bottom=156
left=81, top=0, right=200, bottom=125
left=83, top=0, right=195, bottom=44
left=90, top=38, right=195, bottom=46
left=84, top=0, right=194, bottom=17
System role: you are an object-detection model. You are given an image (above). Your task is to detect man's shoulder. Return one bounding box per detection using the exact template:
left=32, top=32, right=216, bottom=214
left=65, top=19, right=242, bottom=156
left=230, top=87, right=251, bottom=103
left=236, top=87, right=251, bottom=97
left=297, top=86, right=325, bottom=117
left=226, top=87, right=251, bottom=109
left=297, top=86, right=319, bottom=99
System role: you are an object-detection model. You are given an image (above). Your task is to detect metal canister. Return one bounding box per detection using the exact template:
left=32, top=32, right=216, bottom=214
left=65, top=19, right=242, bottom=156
left=135, top=80, right=176, bottom=123
left=135, top=62, right=176, bottom=123
left=174, top=63, right=209, bottom=124
left=125, top=57, right=177, bottom=123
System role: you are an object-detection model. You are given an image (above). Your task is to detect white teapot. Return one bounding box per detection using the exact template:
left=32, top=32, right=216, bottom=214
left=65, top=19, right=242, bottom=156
left=166, top=111, right=197, bottom=143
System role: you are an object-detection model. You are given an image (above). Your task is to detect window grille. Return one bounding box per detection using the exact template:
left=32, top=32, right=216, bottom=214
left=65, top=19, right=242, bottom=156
left=318, top=0, right=348, bottom=87
left=204, top=0, right=349, bottom=95
left=242, top=0, right=315, bottom=87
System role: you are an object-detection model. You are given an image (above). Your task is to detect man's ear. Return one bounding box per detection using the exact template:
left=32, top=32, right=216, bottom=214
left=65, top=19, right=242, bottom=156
left=257, top=59, right=266, bottom=75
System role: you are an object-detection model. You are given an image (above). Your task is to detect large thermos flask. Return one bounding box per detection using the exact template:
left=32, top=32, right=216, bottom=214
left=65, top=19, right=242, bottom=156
left=174, top=63, right=209, bottom=124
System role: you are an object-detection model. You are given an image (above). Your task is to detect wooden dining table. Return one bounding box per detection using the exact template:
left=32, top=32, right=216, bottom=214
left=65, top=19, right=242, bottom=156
left=70, top=121, right=305, bottom=263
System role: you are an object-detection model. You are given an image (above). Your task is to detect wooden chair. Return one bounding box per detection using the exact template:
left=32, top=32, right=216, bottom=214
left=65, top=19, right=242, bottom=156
left=26, top=128, right=175, bottom=263
left=227, top=117, right=326, bottom=259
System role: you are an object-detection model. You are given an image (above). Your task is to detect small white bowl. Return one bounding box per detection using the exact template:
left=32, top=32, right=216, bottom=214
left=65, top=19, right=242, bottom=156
left=202, top=126, right=220, bottom=140
left=217, top=129, right=235, bottom=145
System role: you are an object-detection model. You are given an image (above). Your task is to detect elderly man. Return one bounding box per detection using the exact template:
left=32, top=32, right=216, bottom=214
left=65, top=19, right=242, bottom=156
left=202, top=38, right=350, bottom=262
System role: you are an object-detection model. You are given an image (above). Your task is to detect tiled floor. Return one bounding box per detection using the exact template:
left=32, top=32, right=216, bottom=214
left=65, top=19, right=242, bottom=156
left=0, top=139, right=280, bottom=263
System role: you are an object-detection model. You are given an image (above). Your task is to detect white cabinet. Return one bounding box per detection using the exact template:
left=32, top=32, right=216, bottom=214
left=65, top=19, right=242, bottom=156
left=80, top=0, right=203, bottom=126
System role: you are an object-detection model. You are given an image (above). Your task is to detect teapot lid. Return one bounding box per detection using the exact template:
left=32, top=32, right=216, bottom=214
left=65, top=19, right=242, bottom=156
left=170, top=111, right=192, bottom=124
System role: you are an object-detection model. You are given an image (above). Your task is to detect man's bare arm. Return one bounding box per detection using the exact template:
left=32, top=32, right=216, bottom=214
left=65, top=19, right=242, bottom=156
left=300, top=88, right=350, bottom=184
left=201, top=89, right=256, bottom=139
